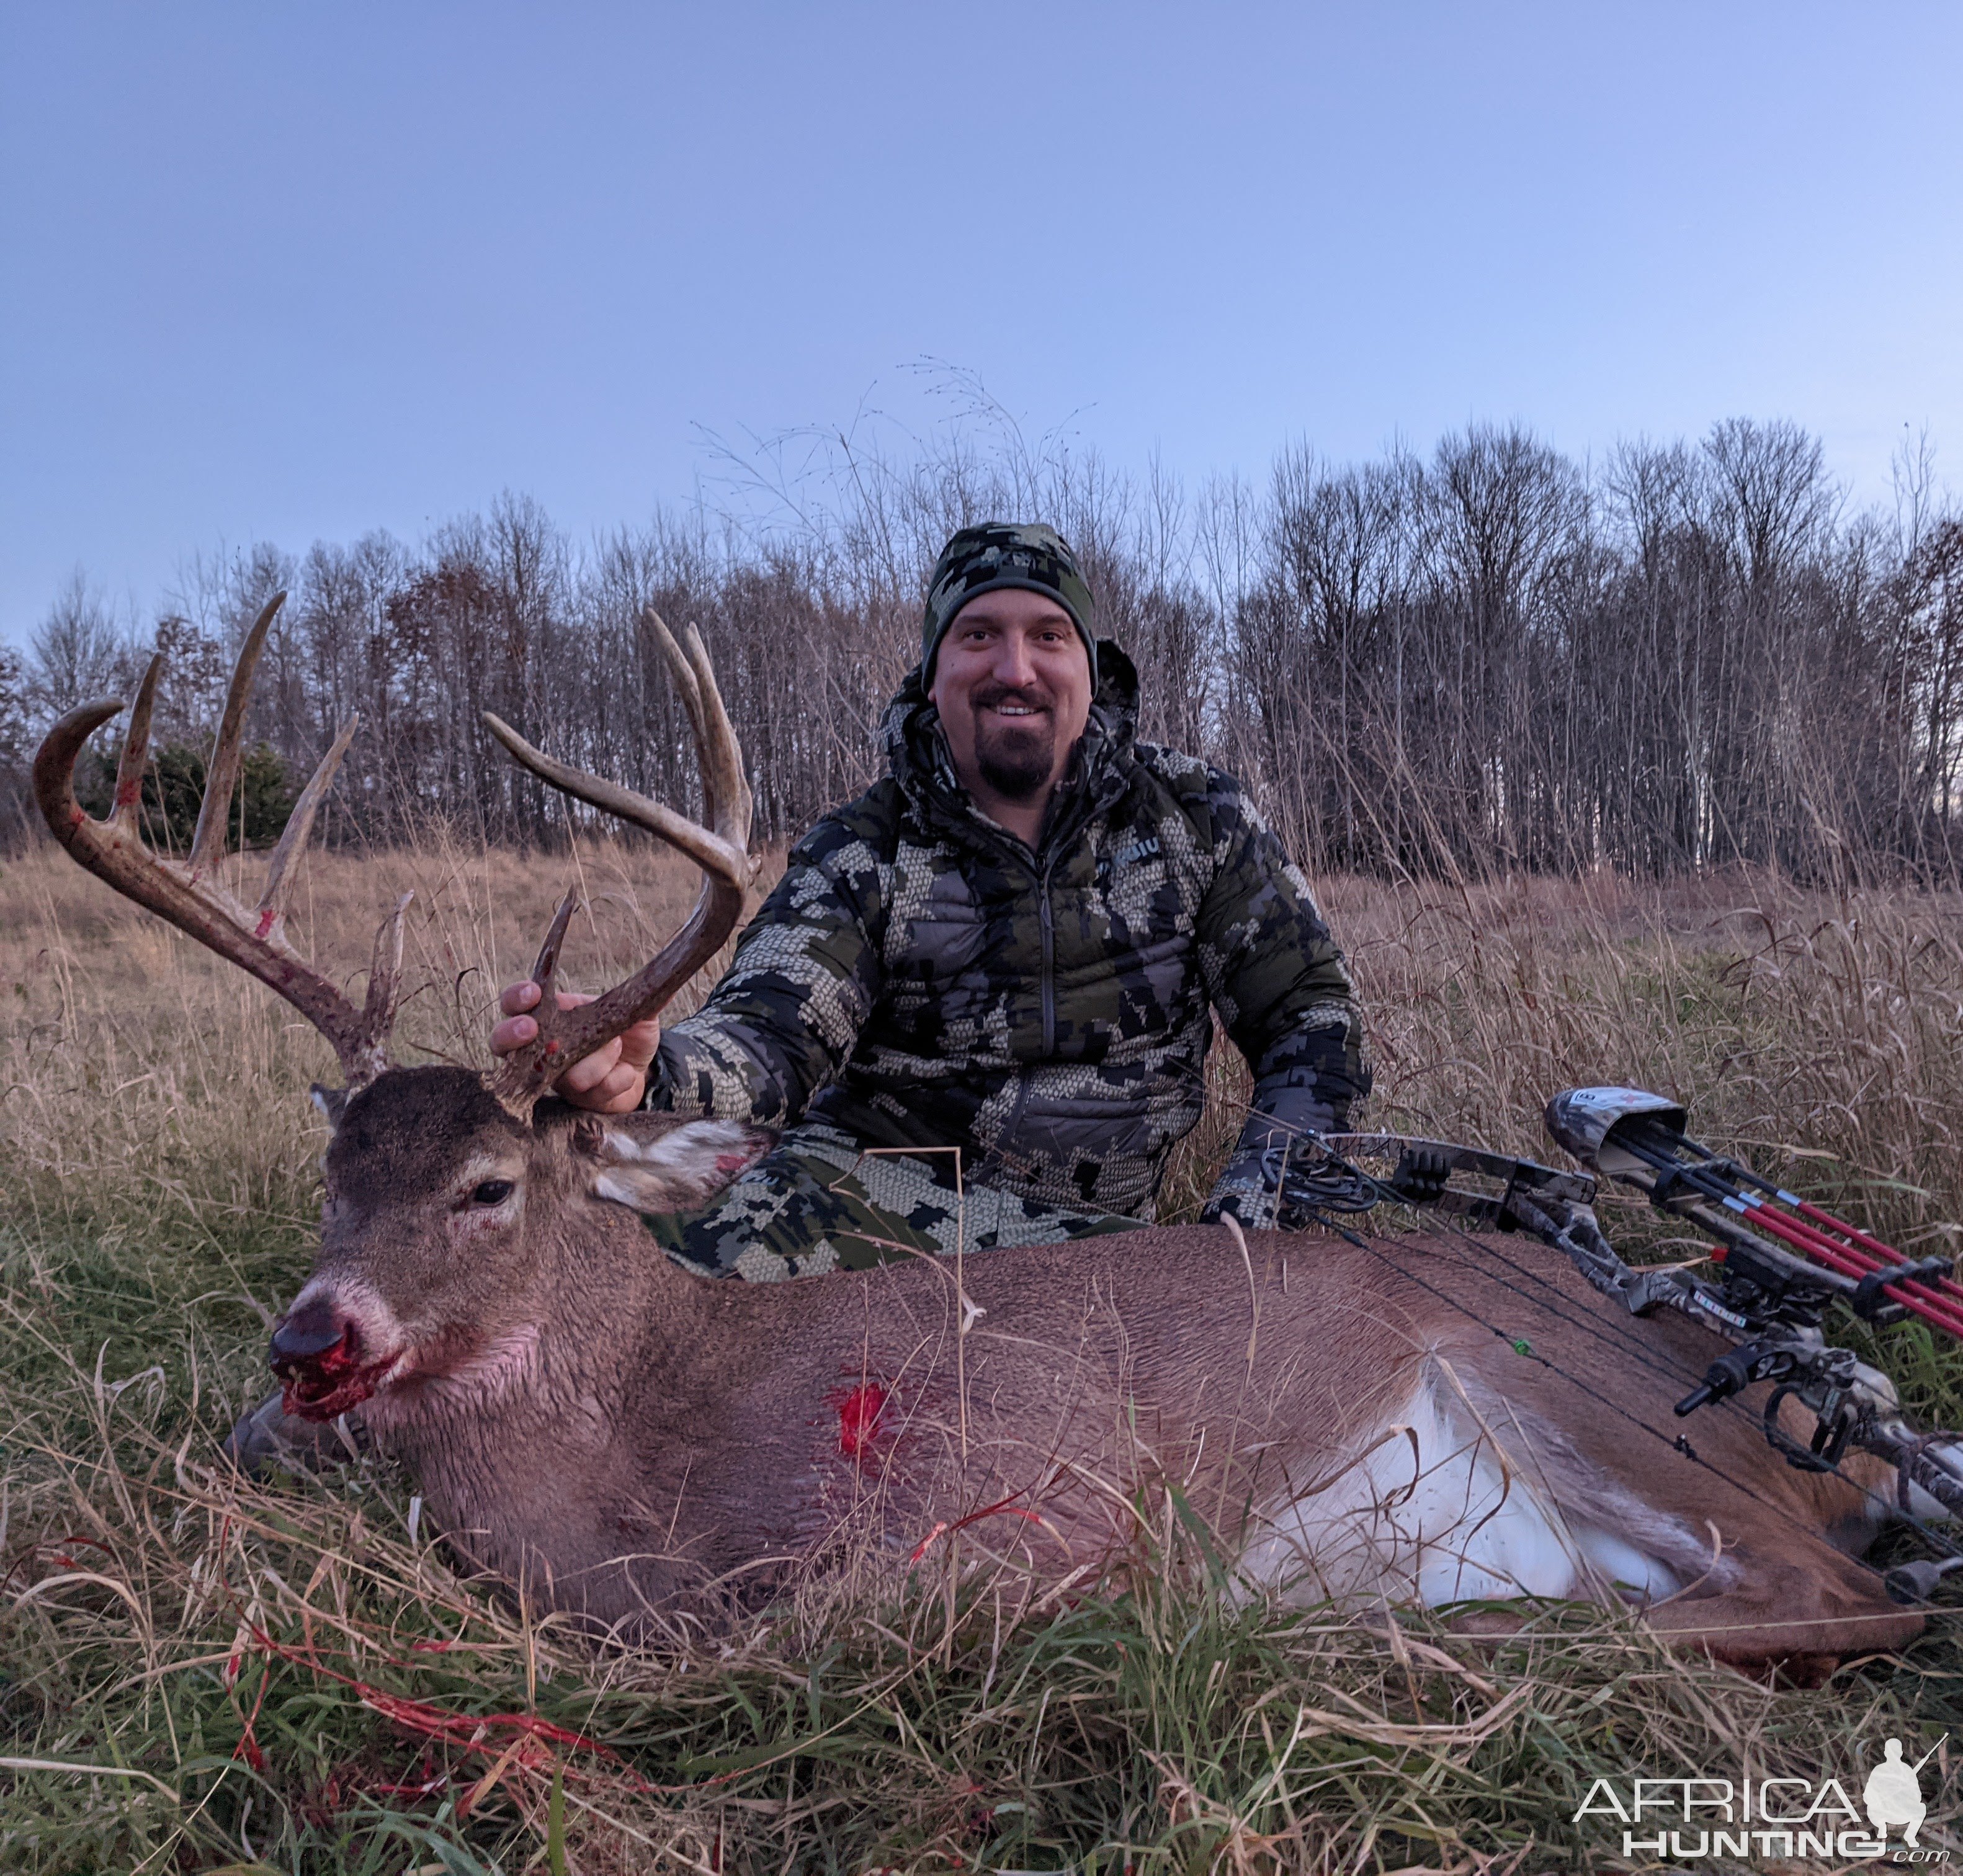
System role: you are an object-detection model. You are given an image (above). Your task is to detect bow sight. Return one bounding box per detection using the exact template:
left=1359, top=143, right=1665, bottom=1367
left=1320, top=1093, right=1963, bottom=1602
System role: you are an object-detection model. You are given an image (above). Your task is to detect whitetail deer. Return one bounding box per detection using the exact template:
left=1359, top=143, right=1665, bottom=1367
left=35, top=599, right=1943, bottom=1670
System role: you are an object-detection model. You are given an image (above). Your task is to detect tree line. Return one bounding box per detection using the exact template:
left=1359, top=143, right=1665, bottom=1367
left=4, top=414, right=1960, bottom=883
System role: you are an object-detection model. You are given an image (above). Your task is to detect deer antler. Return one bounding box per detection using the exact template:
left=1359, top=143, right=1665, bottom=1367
left=481, top=610, right=756, bottom=1116
left=33, top=592, right=406, bottom=1089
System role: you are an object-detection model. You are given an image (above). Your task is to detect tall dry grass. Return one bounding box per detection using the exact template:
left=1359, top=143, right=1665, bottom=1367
left=1165, top=872, right=1963, bottom=1246
left=4, top=836, right=1963, bottom=1871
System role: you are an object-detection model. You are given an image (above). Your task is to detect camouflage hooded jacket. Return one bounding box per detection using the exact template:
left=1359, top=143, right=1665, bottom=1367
left=646, top=645, right=1368, bottom=1222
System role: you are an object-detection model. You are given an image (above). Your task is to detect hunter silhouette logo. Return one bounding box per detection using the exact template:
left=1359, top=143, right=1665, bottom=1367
left=1866, top=1736, right=1942, bottom=1848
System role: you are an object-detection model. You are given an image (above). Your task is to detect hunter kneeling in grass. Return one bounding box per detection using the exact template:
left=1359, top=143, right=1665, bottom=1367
left=493, top=522, right=1369, bottom=1274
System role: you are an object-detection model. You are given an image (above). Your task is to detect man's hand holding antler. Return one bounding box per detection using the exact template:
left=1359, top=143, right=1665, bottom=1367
left=490, top=982, right=660, bottom=1114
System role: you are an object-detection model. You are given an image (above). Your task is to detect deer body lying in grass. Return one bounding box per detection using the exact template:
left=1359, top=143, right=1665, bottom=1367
left=291, top=1068, right=1929, bottom=1670
left=34, top=597, right=1938, bottom=1670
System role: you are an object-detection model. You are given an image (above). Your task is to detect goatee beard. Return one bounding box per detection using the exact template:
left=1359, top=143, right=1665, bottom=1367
left=977, top=736, right=1054, bottom=801
left=970, top=691, right=1057, bottom=802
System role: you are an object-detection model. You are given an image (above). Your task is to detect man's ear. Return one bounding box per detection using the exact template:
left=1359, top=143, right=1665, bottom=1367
left=311, top=1084, right=349, bottom=1132
left=585, top=1118, right=774, bottom=1214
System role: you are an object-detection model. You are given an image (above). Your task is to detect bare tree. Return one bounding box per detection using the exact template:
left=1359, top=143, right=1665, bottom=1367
left=27, top=571, right=129, bottom=717
left=0, top=644, right=32, bottom=849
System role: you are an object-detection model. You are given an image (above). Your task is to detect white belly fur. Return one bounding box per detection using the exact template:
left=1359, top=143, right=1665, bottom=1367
left=1237, top=1374, right=1684, bottom=1609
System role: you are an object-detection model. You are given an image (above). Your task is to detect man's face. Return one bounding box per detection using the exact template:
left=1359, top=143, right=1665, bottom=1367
left=928, top=589, right=1094, bottom=805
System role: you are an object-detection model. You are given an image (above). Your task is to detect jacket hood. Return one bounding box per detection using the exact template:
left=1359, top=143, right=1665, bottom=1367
left=880, top=641, right=1142, bottom=844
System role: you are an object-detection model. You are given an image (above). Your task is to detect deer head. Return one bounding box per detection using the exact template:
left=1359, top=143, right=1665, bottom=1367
left=273, top=1070, right=767, bottom=1421
left=36, top=596, right=767, bottom=1424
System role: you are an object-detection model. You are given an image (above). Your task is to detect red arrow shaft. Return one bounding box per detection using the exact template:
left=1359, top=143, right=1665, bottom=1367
left=1736, top=1204, right=1963, bottom=1338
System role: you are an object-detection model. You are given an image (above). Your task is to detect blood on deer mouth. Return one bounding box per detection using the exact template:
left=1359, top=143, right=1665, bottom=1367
left=275, top=1326, right=396, bottom=1421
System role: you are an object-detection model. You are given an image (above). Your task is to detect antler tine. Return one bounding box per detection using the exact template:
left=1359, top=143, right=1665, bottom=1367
left=256, top=715, right=359, bottom=942
left=481, top=623, right=757, bottom=1115
left=352, top=892, right=413, bottom=1083
left=37, top=695, right=128, bottom=821
left=666, top=613, right=753, bottom=849
left=33, top=621, right=398, bottom=1091
left=109, top=654, right=163, bottom=830
left=190, top=592, right=285, bottom=876
left=491, top=888, right=584, bottom=1094
left=480, top=716, right=749, bottom=887
left=527, top=888, right=581, bottom=1006
left=655, top=613, right=713, bottom=817
left=648, top=606, right=704, bottom=718
left=637, top=610, right=748, bottom=847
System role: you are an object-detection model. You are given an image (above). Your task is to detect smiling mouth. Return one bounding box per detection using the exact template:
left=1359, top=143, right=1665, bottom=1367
left=977, top=696, right=1052, bottom=723
left=273, top=1327, right=401, bottom=1421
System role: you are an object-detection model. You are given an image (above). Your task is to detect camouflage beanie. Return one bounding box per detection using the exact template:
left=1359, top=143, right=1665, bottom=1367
left=920, top=522, right=1096, bottom=683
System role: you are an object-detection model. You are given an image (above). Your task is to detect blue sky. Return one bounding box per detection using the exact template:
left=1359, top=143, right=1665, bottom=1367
left=3, top=2, right=1959, bottom=641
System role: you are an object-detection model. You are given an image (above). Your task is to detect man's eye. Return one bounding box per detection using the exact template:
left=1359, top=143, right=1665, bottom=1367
left=470, top=1179, right=514, bottom=1207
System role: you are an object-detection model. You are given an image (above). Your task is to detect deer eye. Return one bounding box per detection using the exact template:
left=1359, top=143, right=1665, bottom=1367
left=470, top=1179, right=515, bottom=1207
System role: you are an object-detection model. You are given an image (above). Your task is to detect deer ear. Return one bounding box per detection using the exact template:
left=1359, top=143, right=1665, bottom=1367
left=311, top=1083, right=350, bottom=1132
left=587, top=1119, right=773, bottom=1214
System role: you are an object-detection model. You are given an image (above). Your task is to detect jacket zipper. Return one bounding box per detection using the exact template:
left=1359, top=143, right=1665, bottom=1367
left=962, top=803, right=1086, bottom=1065
left=1037, top=859, right=1057, bottom=1056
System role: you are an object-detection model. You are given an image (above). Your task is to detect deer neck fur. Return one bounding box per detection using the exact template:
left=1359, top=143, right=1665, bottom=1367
left=360, top=1193, right=765, bottom=1601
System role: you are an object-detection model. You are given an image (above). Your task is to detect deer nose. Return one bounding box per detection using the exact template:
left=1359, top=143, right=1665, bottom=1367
left=271, top=1297, right=353, bottom=1367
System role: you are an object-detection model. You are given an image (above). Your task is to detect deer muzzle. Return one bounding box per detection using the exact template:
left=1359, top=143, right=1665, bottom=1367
left=271, top=1295, right=396, bottom=1421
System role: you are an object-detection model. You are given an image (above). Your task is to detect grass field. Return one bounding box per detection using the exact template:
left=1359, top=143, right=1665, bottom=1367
left=4, top=836, right=1963, bottom=1872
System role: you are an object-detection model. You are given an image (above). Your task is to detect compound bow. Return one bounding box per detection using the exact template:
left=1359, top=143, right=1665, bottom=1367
left=1308, top=1092, right=1963, bottom=1604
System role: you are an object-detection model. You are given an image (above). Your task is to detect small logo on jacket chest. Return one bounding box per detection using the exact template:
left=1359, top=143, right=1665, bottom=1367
left=1098, top=834, right=1161, bottom=881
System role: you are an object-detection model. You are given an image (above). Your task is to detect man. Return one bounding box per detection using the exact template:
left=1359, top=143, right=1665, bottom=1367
left=494, top=521, right=1368, bottom=1274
